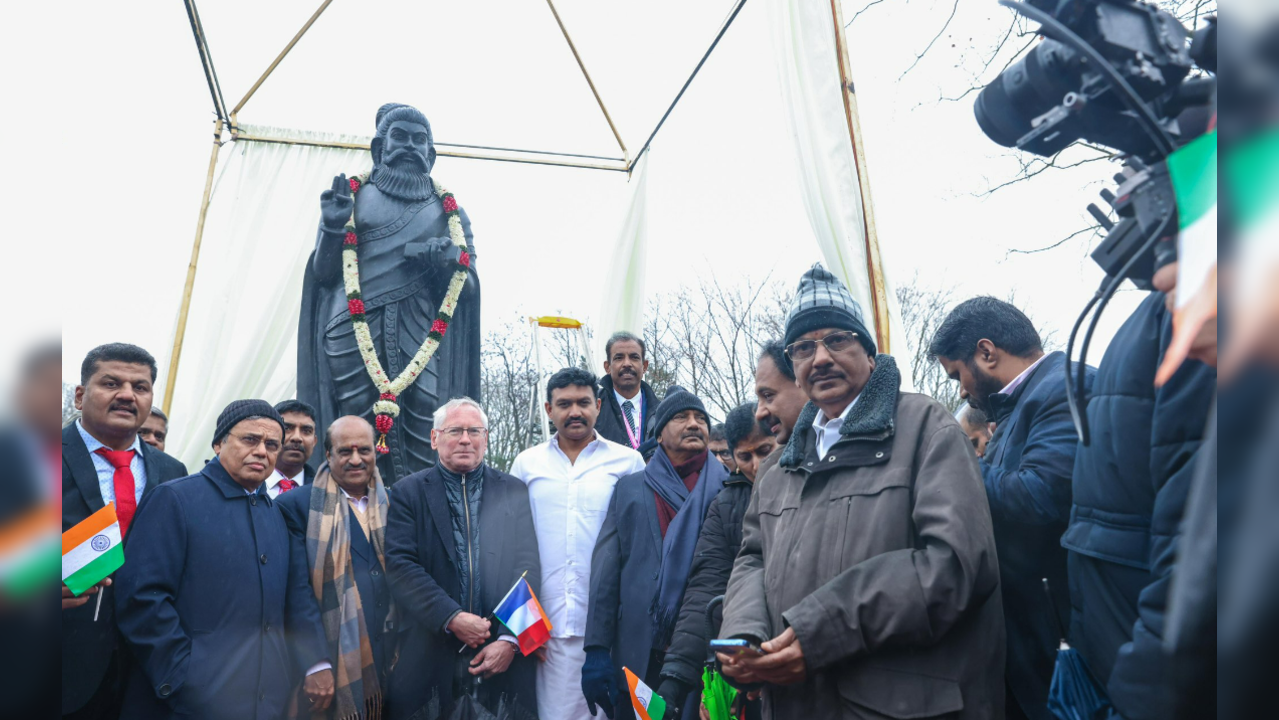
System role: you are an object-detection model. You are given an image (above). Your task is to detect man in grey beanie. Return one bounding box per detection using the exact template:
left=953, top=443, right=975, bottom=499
left=114, top=399, right=335, bottom=719
left=719, top=264, right=1007, bottom=720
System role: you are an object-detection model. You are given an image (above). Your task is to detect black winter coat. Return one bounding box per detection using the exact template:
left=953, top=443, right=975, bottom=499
left=660, top=475, right=753, bottom=688
left=384, top=464, right=541, bottom=719
left=1061, top=292, right=1216, bottom=720
left=595, top=376, right=660, bottom=450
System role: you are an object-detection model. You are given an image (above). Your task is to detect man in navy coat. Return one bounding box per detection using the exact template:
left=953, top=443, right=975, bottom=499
left=114, top=400, right=334, bottom=720
left=583, top=387, right=728, bottom=719
left=932, top=298, right=1095, bottom=720
left=63, top=343, right=189, bottom=720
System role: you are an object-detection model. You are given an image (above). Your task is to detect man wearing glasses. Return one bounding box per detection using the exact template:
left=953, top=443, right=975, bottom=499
left=114, top=399, right=335, bottom=719
left=719, top=264, right=1006, bottom=720
left=384, top=397, right=541, bottom=719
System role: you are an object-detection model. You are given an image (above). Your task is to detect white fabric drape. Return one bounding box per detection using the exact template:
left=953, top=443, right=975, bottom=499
left=767, top=0, right=897, bottom=350
left=164, top=125, right=371, bottom=471
left=594, top=153, right=650, bottom=362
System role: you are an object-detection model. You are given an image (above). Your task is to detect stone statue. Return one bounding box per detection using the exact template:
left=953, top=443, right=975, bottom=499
left=298, top=103, right=481, bottom=483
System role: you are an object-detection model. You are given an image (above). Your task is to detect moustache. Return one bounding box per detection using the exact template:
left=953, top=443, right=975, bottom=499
left=809, top=370, right=845, bottom=382
left=387, top=149, right=426, bottom=165
left=681, top=431, right=705, bottom=440
left=343, top=463, right=368, bottom=472
left=565, top=417, right=587, bottom=426
left=109, top=403, right=137, bottom=415
left=283, top=443, right=306, bottom=452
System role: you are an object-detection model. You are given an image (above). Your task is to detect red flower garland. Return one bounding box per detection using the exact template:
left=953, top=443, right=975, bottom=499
left=348, top=298, right=366, bottom=315
left=442, top=195, right=458, bottom=213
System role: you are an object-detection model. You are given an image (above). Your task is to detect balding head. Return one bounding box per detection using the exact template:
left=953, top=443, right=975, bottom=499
left=325, top=416, right=377, bottom=496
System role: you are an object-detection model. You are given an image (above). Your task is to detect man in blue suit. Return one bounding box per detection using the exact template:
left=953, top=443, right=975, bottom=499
left=932, top=297, right=1095, bottom=720
left=278, top=415, right=394, bottom=719
left=583, top=387, right=728, bottom=719
left=114, top=400, right=334, bottom=720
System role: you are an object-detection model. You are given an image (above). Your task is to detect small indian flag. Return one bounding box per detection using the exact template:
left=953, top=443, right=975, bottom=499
left=0, top=504, right=59, bottom=599
left=624, top=667, right=666, bottom=720
left=62, top=503, right=125, bottom=596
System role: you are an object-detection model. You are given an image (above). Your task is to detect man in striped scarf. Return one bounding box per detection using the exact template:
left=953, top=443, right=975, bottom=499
left=279, top=416, right=395, bottom=719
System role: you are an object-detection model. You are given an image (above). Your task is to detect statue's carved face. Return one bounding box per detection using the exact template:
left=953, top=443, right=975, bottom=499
left=382, top=120, right=432, bottom=172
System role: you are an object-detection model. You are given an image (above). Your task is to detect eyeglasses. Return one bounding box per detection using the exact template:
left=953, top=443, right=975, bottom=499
left=785, top=331, right=860, bottom=363
left=230, top=433, right=281, bottom=453
left=438, top=427, right=488, bottom=439
left=712, top=449, right=734, bottom=459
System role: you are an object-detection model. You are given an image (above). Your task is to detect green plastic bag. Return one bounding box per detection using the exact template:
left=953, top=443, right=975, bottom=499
left=700, top=666, right=739, bottom=720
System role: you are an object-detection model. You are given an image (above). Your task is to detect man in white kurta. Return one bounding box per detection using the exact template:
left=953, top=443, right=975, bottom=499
left=510, top=368, right=646, bottom=720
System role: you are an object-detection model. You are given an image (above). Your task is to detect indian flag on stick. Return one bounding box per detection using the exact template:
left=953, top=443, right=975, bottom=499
left=0, top=504, right=59, bottom=599
left=493, top=575, right=552, bottom=656
left=62, top=503, right=124, bottom=596
left=624, top=667, right=667, bottom=720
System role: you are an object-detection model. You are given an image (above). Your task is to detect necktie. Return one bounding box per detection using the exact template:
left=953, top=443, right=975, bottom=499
left=622, top=400, right=639, bottom=448
left=95, top=448, right=138, bottom=536
left=276, top=477, right=297, bottom=494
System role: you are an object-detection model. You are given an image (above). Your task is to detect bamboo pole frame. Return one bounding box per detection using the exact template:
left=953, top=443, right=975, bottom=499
left=544, top=0, right=630, bottom=165
left=163, top=118, right=224, bottom=413
left=829, top=0, right=891, bottom=354
left=232, top=130, right=629, bottom=172
left=231, top=0, right=333, bottom=118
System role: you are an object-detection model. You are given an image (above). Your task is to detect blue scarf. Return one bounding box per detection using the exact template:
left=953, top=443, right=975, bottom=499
left=646, top=446, right=728, bottom=647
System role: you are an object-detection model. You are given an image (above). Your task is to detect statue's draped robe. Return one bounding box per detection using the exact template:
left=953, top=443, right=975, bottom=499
left=299, top=183, right=481, bottom=483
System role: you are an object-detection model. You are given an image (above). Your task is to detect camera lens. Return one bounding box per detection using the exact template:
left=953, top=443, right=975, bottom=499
left=974, top=40, right=1081, bottom=149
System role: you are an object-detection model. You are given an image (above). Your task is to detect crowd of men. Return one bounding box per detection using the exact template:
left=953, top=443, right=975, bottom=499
left=52, top=258, right=1220, bottom=720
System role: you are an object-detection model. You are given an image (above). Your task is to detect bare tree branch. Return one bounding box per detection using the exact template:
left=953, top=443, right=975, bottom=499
left=974, top=147, right=1114, bottom=197
left=899, top=0, right=961, bottom=80
left=845, top=0, right=889, bottom=27
left=1005, top=223, right=1103, bottom=257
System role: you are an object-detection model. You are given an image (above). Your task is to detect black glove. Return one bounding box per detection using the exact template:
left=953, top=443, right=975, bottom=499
left=655, top=677, right=692, bottom=717
left=581, top=648, right=618, bottom=718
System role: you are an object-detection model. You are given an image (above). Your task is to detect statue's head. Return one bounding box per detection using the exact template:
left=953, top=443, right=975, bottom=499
left=371, top=103, right=436, bottom=176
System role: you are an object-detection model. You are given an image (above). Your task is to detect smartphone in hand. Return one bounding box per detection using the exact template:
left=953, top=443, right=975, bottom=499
left=709, top=638, right=765, bottom=657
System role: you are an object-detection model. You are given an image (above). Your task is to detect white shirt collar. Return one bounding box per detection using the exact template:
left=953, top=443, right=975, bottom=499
left=811, top=395, right=860, bottom=460
left=998, top=354, right=1049, bottom=396
left=265, top=469, right=286, bottom=490
left=614, top=387, right=641, bottom=409
left=76, top=419, right=143, bottom=455
left=813, top=395, right=858, bottom=429
left=341, top=486, right=370, bottom=512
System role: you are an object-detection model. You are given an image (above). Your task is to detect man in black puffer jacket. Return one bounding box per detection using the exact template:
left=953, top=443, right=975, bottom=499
left=656, top=403, right=777, bottom=717
left=1062, top=291, right=1216, bottom=720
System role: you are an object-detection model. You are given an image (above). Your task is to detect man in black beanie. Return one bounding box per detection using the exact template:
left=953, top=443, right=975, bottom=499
left=582, top=387, right=729, bottom=719
left=720, top=264, right=1007, bottom=720
left=114, top=399, right=335, bottom=719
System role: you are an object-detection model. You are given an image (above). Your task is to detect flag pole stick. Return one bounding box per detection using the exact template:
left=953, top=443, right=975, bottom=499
left=93, top=590, right=104, bottom=622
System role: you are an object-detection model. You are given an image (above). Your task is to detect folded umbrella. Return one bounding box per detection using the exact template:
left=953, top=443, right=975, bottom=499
left=1044, top=579, right=1111, bottom=720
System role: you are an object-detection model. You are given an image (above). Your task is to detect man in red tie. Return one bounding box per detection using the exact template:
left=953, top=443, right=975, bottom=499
left=62, top=343, right=188, bottom=720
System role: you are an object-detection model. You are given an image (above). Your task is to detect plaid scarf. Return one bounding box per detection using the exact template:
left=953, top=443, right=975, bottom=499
left=305, top=463, right=393, bottom=720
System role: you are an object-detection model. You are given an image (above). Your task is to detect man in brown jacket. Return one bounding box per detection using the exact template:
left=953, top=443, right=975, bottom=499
left=719, top=264, right=1006, bottom=720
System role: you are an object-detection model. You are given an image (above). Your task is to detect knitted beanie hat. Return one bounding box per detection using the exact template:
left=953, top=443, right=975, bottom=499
left=652, top=386, right=709, bottom=438
left=783, top=263, right=875, bottom=356
left=212, top=399, right=286, bottom=448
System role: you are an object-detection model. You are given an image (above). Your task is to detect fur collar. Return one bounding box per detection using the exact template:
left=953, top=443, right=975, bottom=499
left=779, top=354, right=901, bottom=469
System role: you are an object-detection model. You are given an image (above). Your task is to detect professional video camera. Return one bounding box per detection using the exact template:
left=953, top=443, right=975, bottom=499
left=970, top=0, right=1216, bottom=442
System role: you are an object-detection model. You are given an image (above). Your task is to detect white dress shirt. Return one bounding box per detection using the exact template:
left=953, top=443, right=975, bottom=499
left=76, top=420, right=147, bottom=505
left=510, top=432, right=645, bottom=637
left=998, top=354, right=1049, bottom=396
left=812, top=394, right=861, bottom=460
left=264, top=468, right=306, bottom=499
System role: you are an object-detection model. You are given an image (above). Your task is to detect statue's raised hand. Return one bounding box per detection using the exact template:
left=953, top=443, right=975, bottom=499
left=320, top=173, right=355, bottom=232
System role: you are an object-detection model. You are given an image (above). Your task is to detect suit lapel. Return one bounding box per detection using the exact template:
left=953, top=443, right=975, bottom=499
left=62, top=425, right=105, bottom=512
left=642, top=471, right=662, bottom=556
left=139, top=443, right=161, bottom=500
left=424, top=469, right=457, bottom=565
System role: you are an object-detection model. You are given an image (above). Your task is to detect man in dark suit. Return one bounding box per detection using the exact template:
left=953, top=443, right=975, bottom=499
left=113, top=399, right=333, bottom=720
left=273, top=399, right=320, bottom=490
left=384, top=397, right=541, bottom=719
left=278, top=416, right=394, bottom=718
left=62, top=343, right=188, bottom=720
left=583, top=387, right=729, bottom=719
left=595, top=332, right=660, bottom=452
left=932, top=298, right=1096, bottom=720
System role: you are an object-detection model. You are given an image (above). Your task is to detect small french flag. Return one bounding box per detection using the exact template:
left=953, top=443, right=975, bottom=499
left=493, top=575, right=552, bottom=656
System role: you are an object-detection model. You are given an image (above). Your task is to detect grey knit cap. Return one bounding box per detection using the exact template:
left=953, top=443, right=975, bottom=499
left=783, top=263, right=876, bottom=355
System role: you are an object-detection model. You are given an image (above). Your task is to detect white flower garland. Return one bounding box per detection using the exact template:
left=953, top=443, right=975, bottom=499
left=339, top=174, right=471, bottom=452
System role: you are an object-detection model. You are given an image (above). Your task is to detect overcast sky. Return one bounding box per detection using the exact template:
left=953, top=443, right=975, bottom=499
left=16, top=0, right=1146, bottom=396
